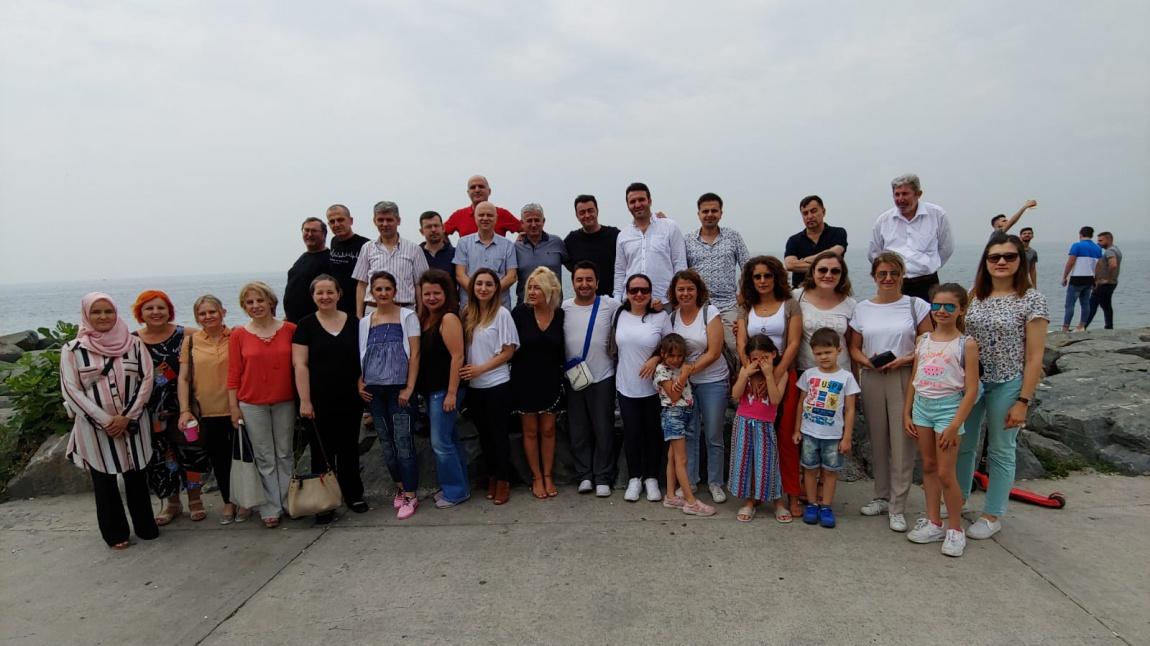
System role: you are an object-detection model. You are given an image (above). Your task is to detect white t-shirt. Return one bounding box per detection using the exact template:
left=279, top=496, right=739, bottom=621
left=849, top=296, right=931, bottom=359
left=672, top=304, right=730, bottom=385
left=561, top=296, right=622, bottom=384
left=796, top=367, right=861, bottom=440
left=465, top=307, right=520, bottom=389
left=745, top=302, right=788, bottom=350
left=614, top=310, right=672, bottom=398
left=795, top=288, right=857, bottom=372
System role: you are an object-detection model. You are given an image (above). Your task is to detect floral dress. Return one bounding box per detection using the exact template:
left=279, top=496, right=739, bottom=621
left=139, top=326, right=210, bottom=497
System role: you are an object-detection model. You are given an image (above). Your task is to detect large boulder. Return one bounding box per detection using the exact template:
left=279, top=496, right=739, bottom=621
left=5, top=434, right=92, bottom=498
left=0, top=343, right=23, bottom=364
left=1054, top=351, right=1150, bottom=375
left=0, top=330, right=40, bottom=352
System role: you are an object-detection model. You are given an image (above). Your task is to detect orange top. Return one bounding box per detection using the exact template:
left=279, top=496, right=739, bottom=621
left=226, top=324, right=296, bottom=405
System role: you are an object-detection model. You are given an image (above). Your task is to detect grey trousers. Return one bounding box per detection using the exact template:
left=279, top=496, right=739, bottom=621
left=566, top=377, right=617, bottom=486
left=860, top=366, right=916, bottom=514
left=239, top=401, right=296, bottom=520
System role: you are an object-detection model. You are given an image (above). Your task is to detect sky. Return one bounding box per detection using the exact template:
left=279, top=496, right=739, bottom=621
left=1, top=1, right=1147, bottom=283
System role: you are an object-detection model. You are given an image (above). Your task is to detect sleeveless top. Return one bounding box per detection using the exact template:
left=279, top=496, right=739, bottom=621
left=137, top=326, right=184, bottom=416
left=363, top=323, right=408, bottom=386
left=912, top=332, right=966, bottom=399
left=735, top=388, right=777, bottom=421
left=746, top=302, right=787, bottom=349
left=417, top=323, right=453, bottom=394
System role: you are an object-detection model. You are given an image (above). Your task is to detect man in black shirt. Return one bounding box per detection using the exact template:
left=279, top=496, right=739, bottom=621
left=326, top=204, right=370, bottom=315
left=563, top=194, right=620, bottom=296
left=284, top=217, right=331, bottom=323
left=783, top=195, right=848, bottom=287
left=419, top=211, right=456, bottom=286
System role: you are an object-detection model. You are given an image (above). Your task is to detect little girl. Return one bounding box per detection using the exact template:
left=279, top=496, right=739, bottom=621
left=729, top=335, right=788, bottom=523
left=903, top=283, right=980, bottom=557
left=654, top=334, right=715, bottom=517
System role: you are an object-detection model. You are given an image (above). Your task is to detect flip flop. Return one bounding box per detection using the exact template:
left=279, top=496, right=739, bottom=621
left=737, top=506, right=756, bottom=523
left=110, top=541, right=131, bottom=550
left=774, top=506, right=794, bottom=524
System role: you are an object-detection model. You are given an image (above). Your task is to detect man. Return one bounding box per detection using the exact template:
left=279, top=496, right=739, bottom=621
left=1086, top=231, right=1122, bottom=330
left=784, top=195, right=848, bottom=288
left=1060, top=226, right=1103, bottom=332
left=419, top=211, right=456, bottom=285
left=562, top=261, right=625, bottom=498
left=454, top=201, right=518, bottom=308
left=867, top=174, right=954, bottom=301
left=352, top=201, right=429, bottom=315
left=990, top=199, right=1038, bottom=235
left=514, top=203, right=568, bottom=305
left=443, top=175, right=522, bottom=238
left=284, top=217, right=330, bottom=323
left=613, top=182, right=687, bottom=303
left=325, top=204, right=370, bottom=315
left=564, top=194, right=620, bottom=296
left=685, top=192, right=749, bottom=353
left=1019, top=226, right=1038, bottom=287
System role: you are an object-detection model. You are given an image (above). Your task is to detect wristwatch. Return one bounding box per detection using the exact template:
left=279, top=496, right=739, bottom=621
left=1016, top=397, right=1031, bottom=405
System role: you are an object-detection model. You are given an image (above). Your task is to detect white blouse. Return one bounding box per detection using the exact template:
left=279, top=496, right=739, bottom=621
left=614, top=310, right=672, bottom=398
left=465, top=307, right=520, bottom=389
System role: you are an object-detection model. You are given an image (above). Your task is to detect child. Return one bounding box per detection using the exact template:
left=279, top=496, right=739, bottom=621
left=903, top=283, right=980, bottom=557
left=654, top=334, right=715, bottom=517
left=729, top=335, right=789, bottom=523
left=793, top=327, right=860, bottom=528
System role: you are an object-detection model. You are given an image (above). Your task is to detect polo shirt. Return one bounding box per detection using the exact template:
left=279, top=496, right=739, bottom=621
left=454, top=233, right=518, bottom=308
left=444, top=205, right=522, bottom=237
left=1067, top=239, right=1103, bottom=285
left=514, top=232, right=568, bottom=305
left=421, top=240, right=457, bottom=283
left=784, top=225, right=849, bottom=287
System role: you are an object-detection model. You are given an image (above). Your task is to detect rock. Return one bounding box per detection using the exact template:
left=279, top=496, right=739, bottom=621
left=1020, top=429, right=1079, bottom=464
left=1013, top=443, right=1046, bottom=480
left=5, top=434, right=92, bottom=498
left=1054, top=351, right=1150, bottom=374
left=0, top=330, right=39, bottom=352
left=0, top=343, right=23, bottom=364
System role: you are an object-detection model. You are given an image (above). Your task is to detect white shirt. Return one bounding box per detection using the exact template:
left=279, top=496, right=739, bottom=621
left=561, top=296, right=622, bottom=384
left=746, top=303, right=788, bottom=350
left=795, top=288, right=857, bottom=372
left=866, top=201, right=954, bottom=278
left=614, top=310, right=672, bottom=398
left=613, top=217, right=688, bottom=302
left=352, top=237, right=430, bottom=305
left=796, top=367, right=860, bottom=440
left=849, top=296, right=931, bottom=359
left=465, top=307, right=520, bottom=389
left=672, top=304, right=729, bottom=385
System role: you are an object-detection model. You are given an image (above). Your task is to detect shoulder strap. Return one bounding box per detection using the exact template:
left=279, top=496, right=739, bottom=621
left=580, top=296, right=600, bottom=361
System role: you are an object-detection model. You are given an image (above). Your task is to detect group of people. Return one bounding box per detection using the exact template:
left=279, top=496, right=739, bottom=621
left=62, top=172, right=1074, bottom=559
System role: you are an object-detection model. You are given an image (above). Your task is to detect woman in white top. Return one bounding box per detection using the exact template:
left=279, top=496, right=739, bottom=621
left=609, top=273, right=671, bottom=503
left=668, top=269, right=730, bottom=503
left=848, top=252, right=932, bottom=532
left=794, top=251, right=857, bottom=372
left=460, top=268, right=520, bottom=505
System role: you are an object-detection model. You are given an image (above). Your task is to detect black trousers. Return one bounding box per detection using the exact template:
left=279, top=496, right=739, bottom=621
left=1087, top=283, right=1117, bottom=329
left=567, top=377, right=618, bottom=486
left=901, top=273, right=939, bottom=302
left=90, top=469, right=159, bottom=546
left=310, top=399, right=366, bottom=504
left=618, top=394, right=663, bottom=481
left=200, top=416, right=234, bottom=503
left=468, top=383, right=512, bottom=481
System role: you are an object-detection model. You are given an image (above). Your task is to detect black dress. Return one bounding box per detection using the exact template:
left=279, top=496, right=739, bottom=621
left=510, top=304, right=565, bottom=414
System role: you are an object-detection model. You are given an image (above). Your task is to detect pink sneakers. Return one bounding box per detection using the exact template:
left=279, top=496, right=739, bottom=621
left=682, top=499, right=716, bottom=517
left=397, top=495, right=419, bottom=520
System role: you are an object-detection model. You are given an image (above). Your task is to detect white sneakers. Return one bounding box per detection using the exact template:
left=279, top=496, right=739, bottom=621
left=967, top=517, right=1002, bottom=540
left=888, top=513, right=908, bottom=532
left=624, top=478, right=643, bottom=502
left=644, top=478, right=661, bottom=502
left=860, top=498, right=890, bottom=516
left=709, top=484, right=727, bottom=504
left=942, top=529, right=967, bottom=557
left=907, top=518, right=946, bottom=543
left=577, top=479, right=593, bottom=494
left=595, top=485, right=611, bottom=497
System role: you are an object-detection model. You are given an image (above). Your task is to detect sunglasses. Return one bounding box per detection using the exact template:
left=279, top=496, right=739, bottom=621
left=931, top=303, right=958, bottom=313
left=986, top=252, right=1020, bottom=264
left=816, top=266, right=842, bottom=275
left=628, top=286, right=652, bottom=295
left=752, top=273, right=774, bottom=280
left=875, top=270, right=901, bottom=279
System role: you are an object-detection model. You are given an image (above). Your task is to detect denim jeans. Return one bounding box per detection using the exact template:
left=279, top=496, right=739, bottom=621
left=366, top=384, right=418, bottom=492
left=426, top=388, right=470, bottom=503
left=1063, top=282, right=1092, bottom=327
left=956, top=377, right=1022, bottom=516
left=686, top=379, right=730, bottom=487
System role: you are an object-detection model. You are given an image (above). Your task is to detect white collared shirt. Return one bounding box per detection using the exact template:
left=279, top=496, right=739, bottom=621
left=866, top=201, right=954, bottom=278
left=613, top=217, right=688, bottom=301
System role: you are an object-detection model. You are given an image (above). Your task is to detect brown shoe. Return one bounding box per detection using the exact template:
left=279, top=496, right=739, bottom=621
left=493, top=480, right=510, bottom=505
left=486, top=478, right=497, bottom=500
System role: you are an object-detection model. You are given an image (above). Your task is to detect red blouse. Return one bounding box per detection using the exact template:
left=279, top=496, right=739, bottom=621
left=227, top=323, right=296, bottom=405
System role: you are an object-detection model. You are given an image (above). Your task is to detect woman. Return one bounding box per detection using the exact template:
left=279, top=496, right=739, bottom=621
left=61, top=293, right=158, bottom=549
left=133, top=290, right=210, bottom=524
left=610, top=273, right=670, bottom=503
left=511, top=267, right=566, bottom=499
left=956, top=233, right=1049, bottom=540
left=358, top=270, right=422, bottom=519
left=227, top=281, right=296, bottom=529
left=293, top=275, right=369, bottom=524
left=177, top=295, right=243, bottom=524
left=417, top=269, right=470, bottom=508
left=462, top=268, right=520, bottom=505
left=848, top=253, right=932, bottom=532
left=794, top=251, right=857, bottom=373
left=736, top=256, right=803, bottom=521
left=668, top=269, right=730, bottom=503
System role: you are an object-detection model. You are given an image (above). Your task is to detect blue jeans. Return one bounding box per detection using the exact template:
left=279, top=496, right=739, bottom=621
left=426, top=388, right=470, bottom=503
left=686, top=380, right=730, bottom=487
left=956, top=377, right=1021, bottom=516
left=366, top=384, right=418, bottom=492
left=1063, top=282, right=1092, bottom=327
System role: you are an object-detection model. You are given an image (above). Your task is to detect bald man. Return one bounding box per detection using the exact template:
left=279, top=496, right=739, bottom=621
left=443, top=174, right=522, bottom=238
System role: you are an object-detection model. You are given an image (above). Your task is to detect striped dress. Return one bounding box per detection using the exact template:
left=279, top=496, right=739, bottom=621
left=61, top=337, right=154, bottom=474
left=727, top=388, right=782, bottom=502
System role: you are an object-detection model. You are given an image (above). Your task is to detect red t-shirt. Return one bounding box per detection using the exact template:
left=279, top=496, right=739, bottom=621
left=226, top=323, right=296, bottom=405
left=444, top=205, right=522, bottom=237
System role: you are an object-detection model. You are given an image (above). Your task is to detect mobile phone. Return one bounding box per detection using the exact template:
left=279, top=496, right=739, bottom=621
left=870, top=351, right=897, bottom=368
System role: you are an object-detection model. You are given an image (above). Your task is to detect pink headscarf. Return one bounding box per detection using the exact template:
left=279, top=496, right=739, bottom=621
left=77, top=292, right=134, bottom=356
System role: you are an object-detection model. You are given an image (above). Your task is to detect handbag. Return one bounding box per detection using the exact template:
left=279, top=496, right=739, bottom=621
left=563, top=296, right=600, bottom=392
left=287, top=419, right=343, bottom=518
left=229, top=420, right=266, bottom=510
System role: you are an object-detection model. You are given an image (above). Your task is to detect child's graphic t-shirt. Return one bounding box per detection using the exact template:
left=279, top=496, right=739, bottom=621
left=796, top=367, right=860, bottom=440
left=653, top=363, right=694, bottom=408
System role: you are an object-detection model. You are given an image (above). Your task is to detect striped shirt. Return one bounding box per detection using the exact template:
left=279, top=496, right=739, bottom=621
left=352, top=236, right=430, bottom=306
left=61, top=338, right=154, bottom=474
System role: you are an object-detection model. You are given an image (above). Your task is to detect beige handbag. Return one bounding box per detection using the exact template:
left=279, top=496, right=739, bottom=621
left=287, top=420, right=343, bottom=518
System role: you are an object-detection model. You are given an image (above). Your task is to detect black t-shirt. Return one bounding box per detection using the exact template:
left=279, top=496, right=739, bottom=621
left=291, top=312, right=361, bottom=406
left=564, top=226, right=621, bottom=296
left=783, top=225, right=849, bottom=287
left=284, top=250, right=331, bottom=323
left=329, top=234, right=370, bottom=315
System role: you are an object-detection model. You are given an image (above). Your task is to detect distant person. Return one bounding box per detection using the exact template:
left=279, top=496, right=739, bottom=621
left=564, top=194, right=620, bottom=296
left=1087, top=231, right=1122, bottom=330
left=352, top=201, right=429, bottom=314
left=989, top=199, right=1038, bottom=235
left=514, top=203, right=568, bottom=305
left=784, top=195, right=848, bottom=288
left=443, top=175, right=522, bottom=238
left=1059, top=226, right=1102, bottom=332
left=284, top=217, right=331, bottom=323
left=685, top=192, right=749, bottom=355
left=325, top=205, right=370, bottom=316
left=867, top=174, right=954, bottom=301
left=454, top=201, right=518, bottom=309
left=419, top=211, right=456, bottom=287
left=613, top=182, right=687, bottom=303
left=1019, top=227, right=1038, bottom=287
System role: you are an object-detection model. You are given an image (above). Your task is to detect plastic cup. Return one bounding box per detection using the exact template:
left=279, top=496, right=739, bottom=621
left=183, top=419, right=200, bottom=442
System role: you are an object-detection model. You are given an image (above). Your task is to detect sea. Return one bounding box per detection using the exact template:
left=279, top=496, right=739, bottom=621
left=0, top=240, right=1145, bottom=334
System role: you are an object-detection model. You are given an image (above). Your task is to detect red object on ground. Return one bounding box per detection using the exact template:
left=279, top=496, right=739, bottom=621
left=971, top=471, right=1067, bottom=509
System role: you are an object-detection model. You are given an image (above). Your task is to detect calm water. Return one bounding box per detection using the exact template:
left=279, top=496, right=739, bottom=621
left=0, top=241, right=1145, bottom=334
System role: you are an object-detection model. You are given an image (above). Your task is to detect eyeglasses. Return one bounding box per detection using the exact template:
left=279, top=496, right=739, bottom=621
left=875, top=270, right=901, bottom=279
left=931, top=303, right=958, bottom=313
left=986, top=252, right=1020, bottom=264
left=628, top=287, right=652, bottom=295
left=816, top=266, right=842, bottom=275
left=752, top=273, right=774, bottom=280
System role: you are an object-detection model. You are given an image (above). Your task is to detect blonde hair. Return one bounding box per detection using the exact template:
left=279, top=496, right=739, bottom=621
left=238, top=281, right=279, bottom=316
left=193, top=294, right=224, bottom=313
left=526, top=267, right=562, bottom=308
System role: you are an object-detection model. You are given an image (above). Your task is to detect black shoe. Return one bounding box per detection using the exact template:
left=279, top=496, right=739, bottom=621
left=315, top=511, right=336, bottom=525
left=348, top=501, right=370, bottom=514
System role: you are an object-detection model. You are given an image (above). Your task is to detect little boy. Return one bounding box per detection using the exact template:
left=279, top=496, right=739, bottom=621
left=793, top=328, right=860, bottom=528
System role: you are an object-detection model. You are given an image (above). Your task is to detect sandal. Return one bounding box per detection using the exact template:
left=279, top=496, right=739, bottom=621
left=109, top=541, right=131, bottom=550
left=486, top=478, right=497, bottom=500
left=737, top=505, right=756, bottom=523
left=531, top=477, right=547, bottom=500
left=543, top=474, right=558, bottom=498
left=235, top=507, right=252, bottom=523
left=154, top=501, right=182, bottom=526
left=188, top=496, right=207, bottom=522
left=219, top=503, right=236, bottom=526
left=263, top=516, right=281, bottom=529
left=493, top=480, right=510, bottom=505
left=774, top=505, right=794, bottom=524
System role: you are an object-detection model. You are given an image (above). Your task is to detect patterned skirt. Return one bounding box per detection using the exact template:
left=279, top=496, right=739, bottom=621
left=727, top=415, right=782, bottom=502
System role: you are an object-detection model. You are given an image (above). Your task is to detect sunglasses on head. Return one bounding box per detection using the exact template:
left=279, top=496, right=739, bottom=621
left=628, top=286, right=652, bottom=295
left=931, top=303, right=958, bottom=313
left=986, top=252, right=1020, bottom=264
left=816, top=266, right=842, bottom=275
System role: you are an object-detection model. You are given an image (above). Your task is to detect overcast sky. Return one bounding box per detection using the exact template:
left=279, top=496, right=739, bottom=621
left=1, top=1, right=1147, bottom=284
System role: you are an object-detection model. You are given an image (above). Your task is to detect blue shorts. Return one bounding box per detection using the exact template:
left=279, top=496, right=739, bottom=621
left=661, top=406, right=693, bottom=441
left=800, top=435, right=843, bottom=472
left=911, top=393, right=966, bottom=434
